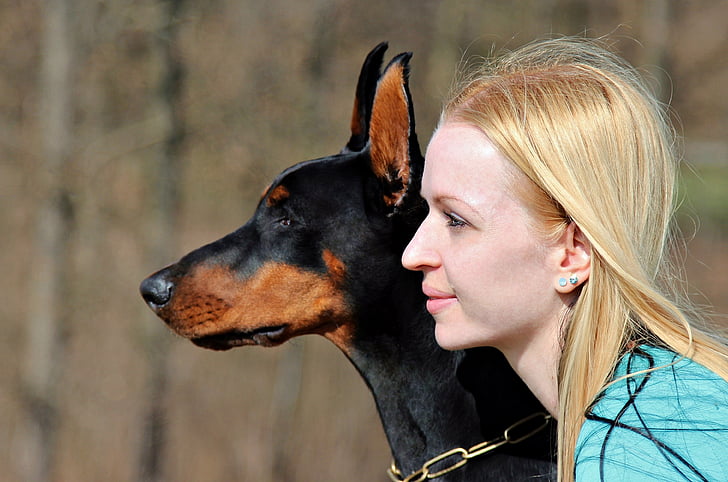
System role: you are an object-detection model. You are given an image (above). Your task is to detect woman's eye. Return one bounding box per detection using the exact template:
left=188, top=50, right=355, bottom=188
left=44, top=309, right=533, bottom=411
left=444, top=212, right=466, bottom=228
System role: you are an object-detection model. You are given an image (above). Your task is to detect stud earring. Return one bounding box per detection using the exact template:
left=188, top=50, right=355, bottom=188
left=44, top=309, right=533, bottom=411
left=558, top=278, right=568, bottom=287
left=569, top=274, right=579, bottom=285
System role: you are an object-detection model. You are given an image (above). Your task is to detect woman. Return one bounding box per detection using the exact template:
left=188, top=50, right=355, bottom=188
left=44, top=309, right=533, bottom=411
left=402, top=37, right=728, bottom=481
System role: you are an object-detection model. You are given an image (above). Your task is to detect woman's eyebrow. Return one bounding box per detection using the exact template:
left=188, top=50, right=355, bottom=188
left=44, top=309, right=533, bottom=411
left=427, top=193, right=463, bottom=207
left=431, top=194, right=482, bottom=216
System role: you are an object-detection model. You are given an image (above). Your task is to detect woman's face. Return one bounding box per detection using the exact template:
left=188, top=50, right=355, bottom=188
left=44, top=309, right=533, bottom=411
left=402, top=122, right=566, bottom=353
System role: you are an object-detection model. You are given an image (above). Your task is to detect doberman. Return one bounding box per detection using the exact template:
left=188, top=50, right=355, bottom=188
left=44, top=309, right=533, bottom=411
left=140, top=43, right=555, bottom=481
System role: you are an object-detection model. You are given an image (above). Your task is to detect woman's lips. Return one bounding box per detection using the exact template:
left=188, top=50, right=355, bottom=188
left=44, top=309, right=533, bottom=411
left=423, top=285, right=457, bottom=315
left=426, top=297, right=458, bottom=314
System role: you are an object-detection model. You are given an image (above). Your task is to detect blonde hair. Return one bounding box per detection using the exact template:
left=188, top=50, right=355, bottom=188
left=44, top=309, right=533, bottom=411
left=441, top=37, right=728, bottom=481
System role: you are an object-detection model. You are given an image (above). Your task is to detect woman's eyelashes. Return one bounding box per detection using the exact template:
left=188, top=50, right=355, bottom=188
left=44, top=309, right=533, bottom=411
left=444, top=211, right=467, bottom=228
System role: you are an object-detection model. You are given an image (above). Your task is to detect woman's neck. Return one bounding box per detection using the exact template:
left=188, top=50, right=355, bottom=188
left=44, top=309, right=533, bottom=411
left=500, top=318, right=562, bottom=419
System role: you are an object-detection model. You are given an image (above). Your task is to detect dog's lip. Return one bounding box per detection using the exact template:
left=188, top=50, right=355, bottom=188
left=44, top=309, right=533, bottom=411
left=191, top=325, right=287, bottom=351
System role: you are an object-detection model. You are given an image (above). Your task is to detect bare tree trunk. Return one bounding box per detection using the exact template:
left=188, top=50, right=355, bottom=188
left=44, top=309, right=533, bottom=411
left=19, top=0, right=76, bottom=480
left=641, top=0, right=673, bottom=103
left=137, top=1, right=186, bottom=481
left=268, top=343, right=304, bottom=481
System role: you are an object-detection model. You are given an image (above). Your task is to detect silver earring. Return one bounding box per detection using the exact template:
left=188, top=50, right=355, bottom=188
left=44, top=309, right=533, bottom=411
left=569, top=274, right=579, bottom=285
left=558, top=278, right=567, bottom=287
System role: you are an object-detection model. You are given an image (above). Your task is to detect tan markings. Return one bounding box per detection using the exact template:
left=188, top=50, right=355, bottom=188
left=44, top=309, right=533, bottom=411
left=322, top=249, right=346, bottom=285
left=369, top=62, right=411, bottom=207
left=157, top=261, right=355, bottom=352
left=350, top=96, right=363, bottom=137
left=265, top=184, right=290, bottom=207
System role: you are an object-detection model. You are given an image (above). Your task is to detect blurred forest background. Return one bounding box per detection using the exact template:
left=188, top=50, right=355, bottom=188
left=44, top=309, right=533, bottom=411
left=2, top=0, right=727, bottom=481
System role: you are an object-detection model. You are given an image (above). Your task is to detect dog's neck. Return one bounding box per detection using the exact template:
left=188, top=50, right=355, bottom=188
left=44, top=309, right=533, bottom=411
left=338, top=261, right=509, bottom=476
left=340, top=267, right=555, bottom=480
left=345, top=312, right=484, bottom=478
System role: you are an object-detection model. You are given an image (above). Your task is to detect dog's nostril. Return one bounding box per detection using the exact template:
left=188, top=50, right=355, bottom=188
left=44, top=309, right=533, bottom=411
left=140, top=275, right=174, bottom=308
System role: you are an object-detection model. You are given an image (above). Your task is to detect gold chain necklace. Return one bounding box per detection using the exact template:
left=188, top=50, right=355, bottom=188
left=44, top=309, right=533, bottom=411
left=387, top=412, right=552, bottom=482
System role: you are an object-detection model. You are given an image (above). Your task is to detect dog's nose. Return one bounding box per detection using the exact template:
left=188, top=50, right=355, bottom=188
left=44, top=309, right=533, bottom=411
left=140, top=273, right=174, bottom=308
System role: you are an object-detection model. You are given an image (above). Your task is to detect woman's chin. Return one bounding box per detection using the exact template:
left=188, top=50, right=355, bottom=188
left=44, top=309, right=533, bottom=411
left=434, top=325, right=475, bottom=351
left=434, top=321, right=498, bottom=351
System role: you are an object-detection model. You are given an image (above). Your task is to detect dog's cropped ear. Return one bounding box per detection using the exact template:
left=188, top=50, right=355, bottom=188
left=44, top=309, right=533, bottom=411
left=344, top=42, right=388, bottom=153
left=368, top=52, right=422, bottom=211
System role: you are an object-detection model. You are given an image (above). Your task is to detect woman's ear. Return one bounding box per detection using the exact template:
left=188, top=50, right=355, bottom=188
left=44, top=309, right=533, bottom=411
left=554, top=222, right=591, bottom=293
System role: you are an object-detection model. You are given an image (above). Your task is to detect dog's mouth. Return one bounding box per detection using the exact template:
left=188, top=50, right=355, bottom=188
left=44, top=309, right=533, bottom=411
left=191, top=325, right=288, bottom=351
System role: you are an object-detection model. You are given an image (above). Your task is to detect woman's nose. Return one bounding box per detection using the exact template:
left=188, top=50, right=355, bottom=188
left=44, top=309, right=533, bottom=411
left=402, top=224, right=438, bottom=272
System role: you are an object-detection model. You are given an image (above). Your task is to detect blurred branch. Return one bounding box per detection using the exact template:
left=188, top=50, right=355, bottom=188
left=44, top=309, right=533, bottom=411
left=77, top=115, right=170, bottom=176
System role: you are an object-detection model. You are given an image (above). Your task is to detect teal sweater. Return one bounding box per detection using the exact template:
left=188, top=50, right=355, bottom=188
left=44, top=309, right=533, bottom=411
left=575, top=345, right=728, bottom=481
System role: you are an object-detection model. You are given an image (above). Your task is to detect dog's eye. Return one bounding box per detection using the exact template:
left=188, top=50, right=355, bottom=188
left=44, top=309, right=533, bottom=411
left=279, top=217, right=292, bottom=227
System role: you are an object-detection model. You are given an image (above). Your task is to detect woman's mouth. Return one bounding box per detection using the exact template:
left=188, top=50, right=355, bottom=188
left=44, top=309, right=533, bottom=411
left=422, top=285, right=458, bottom=315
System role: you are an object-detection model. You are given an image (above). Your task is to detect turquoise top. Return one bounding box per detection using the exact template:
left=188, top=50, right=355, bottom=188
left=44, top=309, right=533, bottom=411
left=575, top=345, right=728, bottom=481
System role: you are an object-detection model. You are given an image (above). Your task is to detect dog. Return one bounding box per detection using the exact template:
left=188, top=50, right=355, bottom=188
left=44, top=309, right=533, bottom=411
left=140, top=43, right=555, bottom=480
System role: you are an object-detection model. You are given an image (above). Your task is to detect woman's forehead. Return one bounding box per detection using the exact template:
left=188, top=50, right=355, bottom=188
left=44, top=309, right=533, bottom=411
left=424, top=123, right=512, bottom=189
left=422, top=123, right=527, bottom=215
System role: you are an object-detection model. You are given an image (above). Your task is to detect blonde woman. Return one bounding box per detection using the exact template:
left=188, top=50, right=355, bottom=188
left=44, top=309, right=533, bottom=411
left=402, top=37, right=728, bottom=481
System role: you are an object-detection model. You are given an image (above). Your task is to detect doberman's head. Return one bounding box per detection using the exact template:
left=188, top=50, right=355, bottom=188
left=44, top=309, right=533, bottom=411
left=140, top=43, right=425, bottom=353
